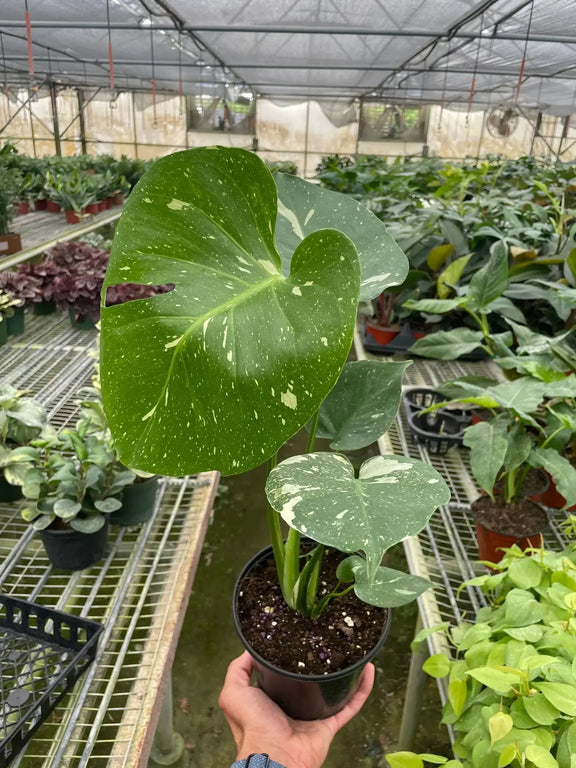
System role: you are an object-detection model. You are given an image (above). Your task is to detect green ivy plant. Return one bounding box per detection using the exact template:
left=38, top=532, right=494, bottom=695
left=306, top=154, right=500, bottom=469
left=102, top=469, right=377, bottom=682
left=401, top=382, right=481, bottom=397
left=100, top=146, right=450, bottom=618
left=387, top=544, right=576, bottom=768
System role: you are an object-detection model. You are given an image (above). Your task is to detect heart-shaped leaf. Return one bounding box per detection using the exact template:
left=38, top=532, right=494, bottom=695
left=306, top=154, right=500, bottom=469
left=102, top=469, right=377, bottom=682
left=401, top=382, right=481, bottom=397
left=274, top=173, right=407, bottom=301
left=101, top=147, right=361, bottom=476
left=266, top=452, right=450, bottom=579
left=315, top=360, right=411, bottom=450
left=463, top=421, right=508, bottom=497
left=410, top=328, right=484, bottom=360
left=337, top=555, right=432, bottom=608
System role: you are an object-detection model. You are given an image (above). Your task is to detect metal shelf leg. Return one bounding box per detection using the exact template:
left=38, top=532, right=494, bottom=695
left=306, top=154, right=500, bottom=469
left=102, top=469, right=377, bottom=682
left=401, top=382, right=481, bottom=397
left=397, top=616, right=429, bottom=751
left=151, top=675, right=185, bottom=765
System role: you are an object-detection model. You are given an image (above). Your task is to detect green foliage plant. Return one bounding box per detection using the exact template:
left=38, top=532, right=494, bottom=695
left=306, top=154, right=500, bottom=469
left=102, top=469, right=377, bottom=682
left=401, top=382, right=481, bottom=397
left=387, top=543, right=576, bottom=768
left=6, top=412, right=135, bottom=534
left=100, top=146, right=451, bottom=620
left=0, top=383, right=48, bottom=478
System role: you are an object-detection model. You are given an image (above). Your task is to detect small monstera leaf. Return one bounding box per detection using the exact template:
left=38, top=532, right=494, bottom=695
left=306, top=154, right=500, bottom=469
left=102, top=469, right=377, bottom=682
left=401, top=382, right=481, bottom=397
left=100, top=148, right=361, bottom=476
left=337, top=555, right=432, bottom=608
left=315, top=360, right=411, bottom=451
left=266, top=453, right=450, bottom=580
left=274, top=173, right=407, bottom=301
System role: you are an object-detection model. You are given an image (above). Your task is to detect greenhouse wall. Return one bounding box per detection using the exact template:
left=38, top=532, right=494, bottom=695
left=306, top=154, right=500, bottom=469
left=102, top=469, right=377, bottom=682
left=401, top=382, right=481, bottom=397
left=1, top=87, right=575, bottom=175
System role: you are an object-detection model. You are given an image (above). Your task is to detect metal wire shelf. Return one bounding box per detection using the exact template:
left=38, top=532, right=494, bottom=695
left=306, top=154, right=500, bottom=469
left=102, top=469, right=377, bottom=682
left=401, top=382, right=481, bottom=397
left=0, top=312, right=219, bottom=767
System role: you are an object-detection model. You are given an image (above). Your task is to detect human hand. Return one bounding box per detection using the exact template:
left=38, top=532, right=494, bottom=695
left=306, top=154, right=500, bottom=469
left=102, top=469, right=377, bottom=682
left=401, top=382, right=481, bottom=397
left=218, top=651, right=375, bottom=768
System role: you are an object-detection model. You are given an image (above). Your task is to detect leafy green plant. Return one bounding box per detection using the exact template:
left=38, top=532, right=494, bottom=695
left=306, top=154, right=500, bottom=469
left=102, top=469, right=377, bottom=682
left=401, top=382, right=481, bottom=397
left=0, top=290, right=21, bottom=323
left=6, top=417, right=135, bottom=534
left=0, top=384, right=48, bottom=480
left=387, top=544, right=576, bottom=768
left=100, top=146, right=451, bottom=620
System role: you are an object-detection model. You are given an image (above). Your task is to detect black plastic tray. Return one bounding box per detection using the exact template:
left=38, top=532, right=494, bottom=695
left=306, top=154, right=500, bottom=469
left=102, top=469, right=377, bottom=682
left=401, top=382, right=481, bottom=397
left=0, top=593, right=103, bottom=767
left=362, top=323, right=489, bottom=361
left=402, top=387, right=472, bottom=455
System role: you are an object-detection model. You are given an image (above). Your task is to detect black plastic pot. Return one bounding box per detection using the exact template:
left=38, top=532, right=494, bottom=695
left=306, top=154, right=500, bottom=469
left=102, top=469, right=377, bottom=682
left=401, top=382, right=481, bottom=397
left=7, top=306, right=24, bottom=336
left=38, top=518, right=109, bottom=571
left=0, top=321, right=8, bottom=347
left=68, top=307, right=96, bottom=330
left=0, top=470, right=23, bottom=502
left=233, top=545, right=392, bottom=721
left=403, top=388, right=472, bottom=454
left=110, top=476, right=159, bottom=526
left=33, top=300, right=56, bottom=316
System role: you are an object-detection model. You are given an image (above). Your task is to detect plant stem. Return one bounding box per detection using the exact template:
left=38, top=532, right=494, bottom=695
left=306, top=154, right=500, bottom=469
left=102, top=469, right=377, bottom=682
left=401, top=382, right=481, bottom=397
left=307, top=410, right=320, bottom=454
left=266, top=453, right=285, bottom=582
left=540, top=426, right=565, bottom=450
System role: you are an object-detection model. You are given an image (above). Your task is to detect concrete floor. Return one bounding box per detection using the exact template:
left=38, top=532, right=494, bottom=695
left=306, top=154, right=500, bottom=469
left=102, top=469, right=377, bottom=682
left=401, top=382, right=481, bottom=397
left=151, top=433, right=452, bottom=767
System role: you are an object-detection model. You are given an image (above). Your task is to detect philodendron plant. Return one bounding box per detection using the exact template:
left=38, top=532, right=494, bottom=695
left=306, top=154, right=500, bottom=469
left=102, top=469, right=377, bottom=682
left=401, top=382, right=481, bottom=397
left=99, top=146, right=450, bottom=620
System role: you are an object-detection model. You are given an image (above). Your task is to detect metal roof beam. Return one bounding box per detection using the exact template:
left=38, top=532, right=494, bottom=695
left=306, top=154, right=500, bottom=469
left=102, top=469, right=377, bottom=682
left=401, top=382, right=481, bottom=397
left=1, top=21, right=576, bottom=44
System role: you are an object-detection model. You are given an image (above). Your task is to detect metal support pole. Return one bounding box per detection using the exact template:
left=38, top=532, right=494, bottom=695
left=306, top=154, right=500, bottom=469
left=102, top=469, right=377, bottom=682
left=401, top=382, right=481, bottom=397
left=398, top=615, right=430, bottom=751
left=556, top=114, right=570, bottom=160
left=49, top=83, right=61, bottom=156
left=304, top=99, right=310, bottom=178
left=28, top=90, right=37, bottom=157
left=131, top=91, right=139, bottom=158
left=150, top=675, right=185, bottom=765
left=529, top=111, right=542, bottom=157
left=77, top=88, right=87, bottom=154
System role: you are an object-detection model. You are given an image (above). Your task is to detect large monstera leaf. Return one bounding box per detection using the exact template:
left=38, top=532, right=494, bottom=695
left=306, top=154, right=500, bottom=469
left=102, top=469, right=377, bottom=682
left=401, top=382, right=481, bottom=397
left=100, top=148, right=361, bottom=476
left=274, top=173, right=407, bottom=301
left=266, top=453, right=450, bottom=580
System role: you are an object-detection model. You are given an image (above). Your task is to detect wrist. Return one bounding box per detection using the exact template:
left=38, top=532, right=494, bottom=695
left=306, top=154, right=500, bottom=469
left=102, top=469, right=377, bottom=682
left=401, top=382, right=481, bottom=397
left=236, top=745, right=293, bottom=768
left=232, top=753, right=289, bottom=768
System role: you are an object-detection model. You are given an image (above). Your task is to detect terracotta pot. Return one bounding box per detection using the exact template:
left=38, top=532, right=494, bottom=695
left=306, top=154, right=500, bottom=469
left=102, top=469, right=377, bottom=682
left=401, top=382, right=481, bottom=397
left=365, top=323, right=400, bottom=346
left=531, top=471, right=576, bottom=511
left=0, top=233, right=22, bottom=256
left=105, top=198, right=113, bottom=209
left=233, top=545, right=392, bottom=721
left=112, top=194, right=124, bottom=205
left=46, top=200, right=61, bottom=213
left=14, top=202, right=29, bottom=215
left=98, top=201, right=107, bottom=212
left=65, top=209, right=81, bottom=224
left=86, top=203, right=100, bottom=215
left=412, top=331, right=427, bottom=340
left=34, top=199, right=48, bottom=211
left=472, top=499, right=548, bottom=564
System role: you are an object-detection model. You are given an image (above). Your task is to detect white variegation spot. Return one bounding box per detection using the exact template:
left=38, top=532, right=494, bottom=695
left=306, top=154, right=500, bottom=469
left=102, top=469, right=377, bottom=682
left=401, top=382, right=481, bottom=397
left=280, top=390, right=298, bottom=409
left=167, top=198, right=188, bottom=210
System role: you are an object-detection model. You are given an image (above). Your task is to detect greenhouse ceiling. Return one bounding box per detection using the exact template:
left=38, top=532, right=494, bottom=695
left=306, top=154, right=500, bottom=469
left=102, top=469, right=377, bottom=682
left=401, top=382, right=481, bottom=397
left=1, top=0, right=575, bottom=114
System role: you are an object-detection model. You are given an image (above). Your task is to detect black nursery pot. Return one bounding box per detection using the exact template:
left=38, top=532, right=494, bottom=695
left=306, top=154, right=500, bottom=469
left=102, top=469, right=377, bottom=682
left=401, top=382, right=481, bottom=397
left=109, top=476, right=159, bottom=526
left=7, top=306, right=24, bottom=336
left=0, top=470, right=23, bottom=502
left=233, top=545, right=392, bottom=721
left=38, top=518, right=109, bottom=571
left=33, top=300, right=57, bottom=316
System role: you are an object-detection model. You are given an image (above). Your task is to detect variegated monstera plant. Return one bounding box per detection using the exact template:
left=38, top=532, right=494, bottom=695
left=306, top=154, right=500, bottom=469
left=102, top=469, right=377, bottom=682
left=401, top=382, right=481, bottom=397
left=100, top=147, right=450, bottom=618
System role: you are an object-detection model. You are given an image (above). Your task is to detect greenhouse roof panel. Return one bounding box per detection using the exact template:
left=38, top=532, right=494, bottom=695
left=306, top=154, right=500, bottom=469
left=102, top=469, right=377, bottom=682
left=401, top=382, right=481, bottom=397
left=0, top=0, right=575, bottom=112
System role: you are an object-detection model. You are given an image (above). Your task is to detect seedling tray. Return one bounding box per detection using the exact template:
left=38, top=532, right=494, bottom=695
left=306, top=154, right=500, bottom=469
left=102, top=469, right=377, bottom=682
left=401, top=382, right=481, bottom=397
left=0, top=594, right=103, bottom=767
left=403, top=388, right=472, bottom=455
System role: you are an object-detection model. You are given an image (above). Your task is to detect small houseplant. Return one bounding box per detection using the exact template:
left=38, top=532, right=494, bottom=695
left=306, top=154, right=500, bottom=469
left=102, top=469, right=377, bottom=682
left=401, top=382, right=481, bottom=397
left=0, top=384, right=48, bottom=502
left=99, top=147, right=451, bottom=719
left=386, top=541, right=576, bottom=768
left=0, top=167, right=22, bottom=256
left=0, top=290, right=23, bottom=343
left=433, top=375, right=576, bottom=562
left=6, top=417, right=135, bottom=570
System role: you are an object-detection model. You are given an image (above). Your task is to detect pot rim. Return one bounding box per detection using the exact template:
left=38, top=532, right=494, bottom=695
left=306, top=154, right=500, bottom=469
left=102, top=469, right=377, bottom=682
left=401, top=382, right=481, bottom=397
left=39, top=518, right=109, bottom=537
left=470, top=497, right=548, bottom=538
left=233, top=543, right=392, bottom=684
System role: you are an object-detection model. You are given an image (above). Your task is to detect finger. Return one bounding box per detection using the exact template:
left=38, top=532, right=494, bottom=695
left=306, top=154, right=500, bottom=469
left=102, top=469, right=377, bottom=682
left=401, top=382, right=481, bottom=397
left=324, top=663, right=375, bottom=734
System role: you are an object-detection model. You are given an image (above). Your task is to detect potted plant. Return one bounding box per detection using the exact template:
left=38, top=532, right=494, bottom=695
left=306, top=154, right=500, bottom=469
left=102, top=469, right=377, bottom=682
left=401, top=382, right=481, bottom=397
left=386, top=540, right=576, bottom=768
left=0, top=290, right=23, bottom=344
left=433, top=374, right=576, bottom=562
left=99, top=146, right=451, bottom=720
left=76, top=385, right=159, bottom=526
left=6, top=419, right=134, bottom=571
left=0, top=384, right=48, bottom=502
left=0, top=172, right=22, bottom=256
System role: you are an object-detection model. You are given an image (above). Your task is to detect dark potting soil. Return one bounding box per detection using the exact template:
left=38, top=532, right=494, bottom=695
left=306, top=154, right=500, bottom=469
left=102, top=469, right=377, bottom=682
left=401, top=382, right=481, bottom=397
left=472, top=495, right=547, bottom=537
left=237, top=548, right=388, bottom=676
